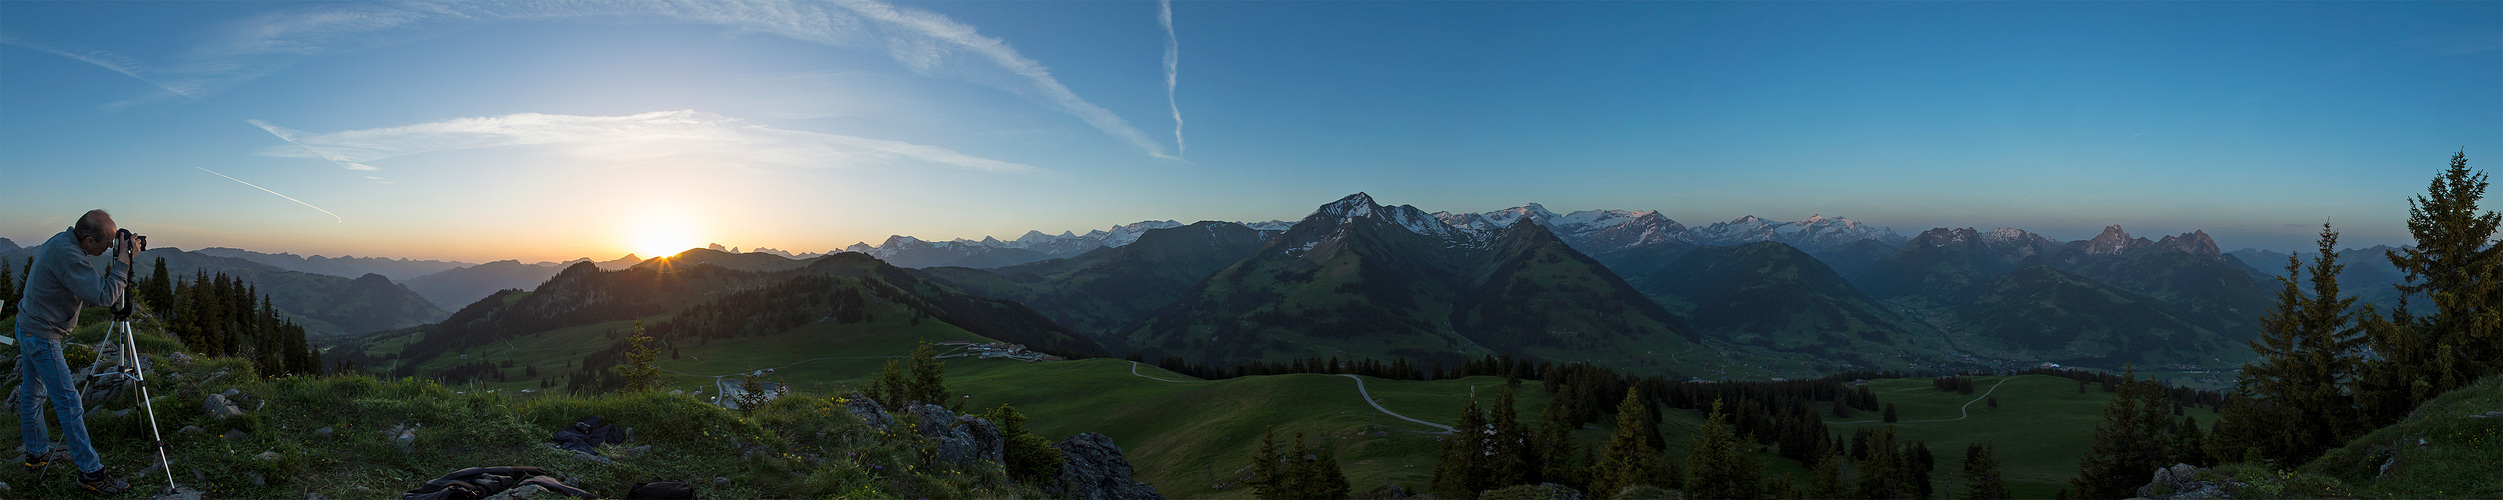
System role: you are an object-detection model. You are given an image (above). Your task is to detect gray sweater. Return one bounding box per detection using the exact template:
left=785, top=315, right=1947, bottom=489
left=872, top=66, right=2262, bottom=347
left=13, top=230, right=126, bottom=340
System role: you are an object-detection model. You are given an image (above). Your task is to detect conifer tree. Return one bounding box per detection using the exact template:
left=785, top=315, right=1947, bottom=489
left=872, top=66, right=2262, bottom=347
left=1808, top=441, right=1847, bottom=500
left=2222, top=223, right=2363, bottom=465
left=1537, top=402, right=1586, bottom=491
left=1883, top=403, right=1899, bottom=423
left=1853, top=426, right=1911, bottom=500
left=148, top=256, right=172, bottom=318
left=1431, top=397, right=1494, bottom=498
left=1961, top=441, right=2009, bottom=500
left=1591, top=387, right=1673, bottom=496
left=2360, top=151, right=2500, bottom=426
left=1488, top=385, right=1533, bottom=487
left=1251, top=427, right=1285, bottom=498
left=2070, top=367, right=2175, bottom=498
left=1687, top=400, right=1763, bottom=500
left=612, top=321, right=661, bottom=393
left=1, top=255, right=15, bottom=317
left=1305, top=440, right=1352, bottom=500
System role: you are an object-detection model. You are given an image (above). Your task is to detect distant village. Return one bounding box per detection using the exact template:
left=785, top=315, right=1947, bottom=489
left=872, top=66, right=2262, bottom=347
left=936, top=340, right=1066, bottom=362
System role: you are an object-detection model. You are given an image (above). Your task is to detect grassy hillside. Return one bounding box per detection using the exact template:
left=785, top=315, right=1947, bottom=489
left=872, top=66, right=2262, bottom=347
left=1822, top=374, right=2220, bottom=498
left=2300, top=374, right=2503, bottom=498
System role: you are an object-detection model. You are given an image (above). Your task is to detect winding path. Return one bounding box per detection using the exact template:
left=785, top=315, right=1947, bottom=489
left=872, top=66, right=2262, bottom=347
left=1339, top=374, right=1456, bottom=434
left=1121, top=362, right=1453, bottom=433
left=1826, top=376, right=2013, bottom=425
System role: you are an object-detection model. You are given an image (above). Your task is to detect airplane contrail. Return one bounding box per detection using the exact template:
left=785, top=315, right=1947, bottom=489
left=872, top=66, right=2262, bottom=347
left=1160, top=0, right=1184, bottom=158
left=197, top=167, right=343, bottom=223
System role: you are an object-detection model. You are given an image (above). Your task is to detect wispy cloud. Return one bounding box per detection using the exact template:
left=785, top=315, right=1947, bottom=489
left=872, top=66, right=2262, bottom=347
left=196, top=167, right=344, bottom=222
left=1159, top=0, right=1185, bottom=158
left=0, top=34, right=195, bottom=108
left=250, top=110, right=1044, bottom=174
left=39, top=0, right=1176, bottom=159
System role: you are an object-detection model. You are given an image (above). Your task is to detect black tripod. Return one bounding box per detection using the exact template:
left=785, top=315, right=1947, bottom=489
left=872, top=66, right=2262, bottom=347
left=105, top=234, right=177, bottom=495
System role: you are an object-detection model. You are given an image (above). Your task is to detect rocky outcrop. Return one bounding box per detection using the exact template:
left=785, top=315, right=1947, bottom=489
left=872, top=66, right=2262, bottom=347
left=843, top=394, right=893, bottom=430
left=2129, top=463, right=2240, bottom=500
left=907, top=404, right=1004, bottom=467
left=1049, top=433, right=1161, bottom=500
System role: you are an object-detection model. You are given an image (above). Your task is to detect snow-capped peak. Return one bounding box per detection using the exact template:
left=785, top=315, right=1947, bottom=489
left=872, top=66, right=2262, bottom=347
left=1316, top=192, right=1379, bottom=219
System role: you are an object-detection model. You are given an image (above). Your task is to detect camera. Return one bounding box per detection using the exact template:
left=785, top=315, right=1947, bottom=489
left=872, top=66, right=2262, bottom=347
left=113, top=228, right=147, bottom=257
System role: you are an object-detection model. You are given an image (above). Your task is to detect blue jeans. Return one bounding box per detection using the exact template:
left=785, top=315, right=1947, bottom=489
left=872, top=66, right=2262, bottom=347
left=16, top=334, right=102, bottom=473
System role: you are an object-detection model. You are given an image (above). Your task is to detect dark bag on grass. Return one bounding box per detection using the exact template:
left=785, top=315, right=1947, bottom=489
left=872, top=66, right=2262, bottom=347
left=625, top=478, right=698, bottom=499
left=401, top=466, right=597, bottom=500
left=550, top=415, right=628, bottom=454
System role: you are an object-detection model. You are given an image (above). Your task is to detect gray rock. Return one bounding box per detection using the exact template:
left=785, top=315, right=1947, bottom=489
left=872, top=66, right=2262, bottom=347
left=1049, top=432, right=1162, bottom=500
left=257, top=450, right=282, bottom=462
left=178, top=425, right=204, bottom=434
left=220, top=388, right=240, bottom=398
left=202, top=394, right=242, bottom=420
left=308, top=494, right=336, bottom=500
left=2132, top=463, right=2234, bottom=500
left=223, top=429, right=251, bottom=442
left=907, top=404, right=1004, bottom=466
left=247, top=471, right=267, bottom=487
left=313, top=427, right=335, bottom=439
left=843, top=394, right=892, bottom=431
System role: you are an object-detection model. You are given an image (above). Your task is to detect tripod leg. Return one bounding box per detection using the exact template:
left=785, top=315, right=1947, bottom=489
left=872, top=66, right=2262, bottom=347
left=117, top=321, right=177, bottom=494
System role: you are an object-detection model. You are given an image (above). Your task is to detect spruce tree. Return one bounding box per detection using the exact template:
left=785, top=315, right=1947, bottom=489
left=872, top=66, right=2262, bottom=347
left=1961, top=441, right=2009, bottom=500
left=612, top=321, right=661, bottom=393
left=148, top=256, right=171, bottom=317
left=1591, top=387, right=1672, bottom=496
left=1306, top=440, right=1352, bottom=500
left=1808, top=441, right=1847, bottom=500
left=1687, top=399, right=1763, bottom=500
left=2069, top=368, right=2174, bottom=498
left=1488, top=385, right=1533, bottom=487
left=2222, top=223, right=2362, bottom=466
left=1251, top=427, right=1285, bottom=499
left=2360, top=151, right=2500, bottom=426
left=1853, top=426, right=1911, bottom=500
left=1431, top=397, right=1493, bottom=498
left=1, top=255, right=14, bottom=317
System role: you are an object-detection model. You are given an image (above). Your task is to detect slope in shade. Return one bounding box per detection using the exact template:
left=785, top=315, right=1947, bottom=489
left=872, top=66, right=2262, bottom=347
left=912, top=221, right=1280, bottom=340
left=1130, top=194, right=1714, bottom=376
left=1952, top=266, right=2239, bottom=368
left=1632, top=241, right=1956, bottom=370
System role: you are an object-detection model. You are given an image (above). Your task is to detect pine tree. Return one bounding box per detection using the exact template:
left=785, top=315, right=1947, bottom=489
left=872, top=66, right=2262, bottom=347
left=2070, top=367, right=2175, bottom=498
left=1591, top=387, right=1673, bottom=496
left=1, top=255, right=15, bottom=317
left=2360, top=151, right=2501, bottom=426
left=1488, top=385, right=1533, bottom=487
left=1808, top=441, right=1847, bottom=500
left=1431, top=397, right=1493, bottom=498
left=1304, top=440, right=1353, bottom=500
left=1961, top=441, right=2010, bottom=500
left=1687, top=399, right=1763, bottom=500
left=1853, top=426, right=1912, bottom=500
left=2222, top=223, right=2364, bottom=466
left=612, top=321, right=661, bottom=393
left=1883, top=403, right=1899, bottom=423
left=1537, top=401, right=1586, bottom=491
left=1251, top=426, right=1285, bottom=498
left=148, top=256, right=172, bottom=318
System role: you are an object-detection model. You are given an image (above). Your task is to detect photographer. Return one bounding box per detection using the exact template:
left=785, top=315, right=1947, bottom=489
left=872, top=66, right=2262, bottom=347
left=12, top=209, right=135, bottom=494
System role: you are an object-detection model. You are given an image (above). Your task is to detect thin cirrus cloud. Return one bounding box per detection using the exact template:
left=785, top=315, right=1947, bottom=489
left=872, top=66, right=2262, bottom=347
left=249, top=110, right=1046, bottom=176
left=24, top=0, right=1179, bottom=159
left=1159, top=0, right=1184, bottom=159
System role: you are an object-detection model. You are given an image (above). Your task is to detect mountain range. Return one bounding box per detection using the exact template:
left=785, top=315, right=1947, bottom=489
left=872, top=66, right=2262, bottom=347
left=14, top=192, right=2308, bottom=377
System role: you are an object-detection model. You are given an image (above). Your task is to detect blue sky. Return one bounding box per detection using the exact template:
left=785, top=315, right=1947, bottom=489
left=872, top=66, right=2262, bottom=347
left=3, top=1, right=2497, bottom=262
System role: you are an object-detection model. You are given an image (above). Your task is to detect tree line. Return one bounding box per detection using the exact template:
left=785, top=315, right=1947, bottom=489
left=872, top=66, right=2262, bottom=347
left=2063, top=152, right=2497, bottom=497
